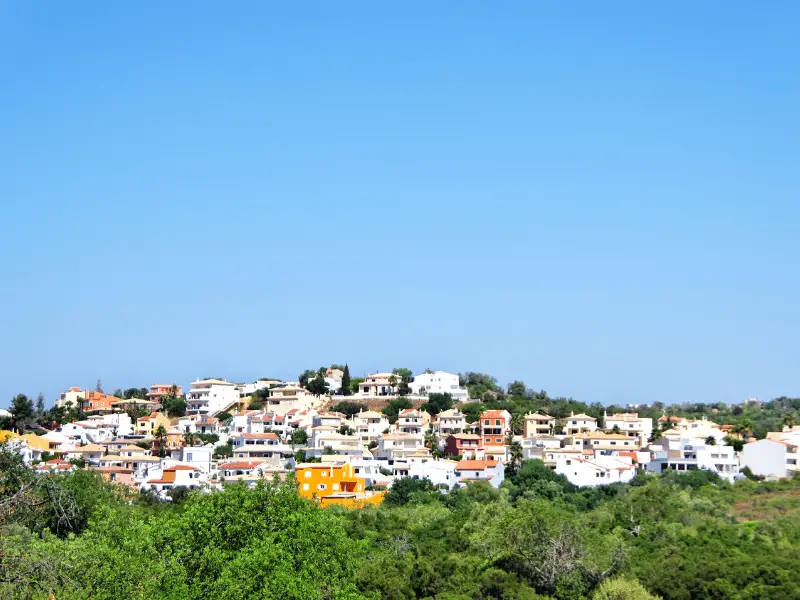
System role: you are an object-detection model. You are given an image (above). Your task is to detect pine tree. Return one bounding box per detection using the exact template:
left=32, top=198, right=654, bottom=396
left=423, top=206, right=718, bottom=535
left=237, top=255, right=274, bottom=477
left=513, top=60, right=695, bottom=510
left=341, top=364, right=351, bottom=395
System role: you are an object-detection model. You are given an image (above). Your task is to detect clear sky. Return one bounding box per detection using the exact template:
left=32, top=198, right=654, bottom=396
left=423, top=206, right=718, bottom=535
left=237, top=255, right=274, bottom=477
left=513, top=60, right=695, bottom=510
left=1, top=2, right=798, bottom=408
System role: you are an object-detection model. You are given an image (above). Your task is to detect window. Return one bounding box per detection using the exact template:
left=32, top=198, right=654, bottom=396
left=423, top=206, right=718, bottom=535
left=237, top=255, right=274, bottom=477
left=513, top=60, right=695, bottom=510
left=495, top=419, right=500, bottom=425
left=496, top=438, right=502, bottom=443
left=304, top=471, right=311, bottom=478
left=303, top=483, right=309, bottom=491
left=484, top=420, right=490, bottom=425
left=187, top=453, right=193, bottom=461
left=318, top=484, right=327, bottom=490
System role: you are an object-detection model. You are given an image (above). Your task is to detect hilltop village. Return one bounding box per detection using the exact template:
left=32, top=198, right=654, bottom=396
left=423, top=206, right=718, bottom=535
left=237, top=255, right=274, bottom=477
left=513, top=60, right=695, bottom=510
left=3, top=367, right=797, bottom=506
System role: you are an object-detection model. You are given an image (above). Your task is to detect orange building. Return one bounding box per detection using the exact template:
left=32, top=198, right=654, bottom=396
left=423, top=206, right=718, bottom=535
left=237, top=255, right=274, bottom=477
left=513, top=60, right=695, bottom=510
left=80, top=391, right=123, bottom=413
left=148, top=384, right=183, bottom=403
left=294, top=462, right=384, bottom=508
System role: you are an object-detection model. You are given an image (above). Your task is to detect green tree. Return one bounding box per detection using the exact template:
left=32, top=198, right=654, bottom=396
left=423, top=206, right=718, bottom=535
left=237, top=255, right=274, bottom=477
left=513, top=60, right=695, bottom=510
left=509, top=440, right=524, bottom=472
left=299, top=369, right=317, bottom=389
left=307, top=373, right=330, bottom=397
left=162, top=393, right=187, bottom=418
left=10, top=393, right=35, bottom=432
left=510, top=413, right=524, bottom=435
left=290, top=429, right=309, bottom=447
left=392, top=368, right=414, bottom=396
left=424, top=392, right=454, bottom=416
left=332, top=401, right=367, bottom=417
left=340, top=364, right=352, bottom=396
left=154, top=425, right=168, bottom=458
left=424, top=425, right=439, bottom=451
left=384, top=476, right=437, bottom=506
left=507, top=380, right=527, bottom=397
left=593, top=576, right=661, bottom=600
left=382, top=397, right=413, bottom=424
left=35, top=392, right=46, bottom=420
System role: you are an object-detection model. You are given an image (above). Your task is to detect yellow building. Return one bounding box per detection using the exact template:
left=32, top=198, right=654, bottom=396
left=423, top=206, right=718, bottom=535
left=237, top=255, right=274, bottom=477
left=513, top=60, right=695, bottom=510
left=136, top=412, right=171, bottom=437
left=294, top=462, right=384, bottom=508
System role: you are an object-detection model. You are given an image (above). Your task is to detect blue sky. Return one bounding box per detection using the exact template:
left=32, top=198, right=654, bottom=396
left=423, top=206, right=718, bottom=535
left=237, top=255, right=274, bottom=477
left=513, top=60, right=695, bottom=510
left=1, top=2, right=798, bottom=407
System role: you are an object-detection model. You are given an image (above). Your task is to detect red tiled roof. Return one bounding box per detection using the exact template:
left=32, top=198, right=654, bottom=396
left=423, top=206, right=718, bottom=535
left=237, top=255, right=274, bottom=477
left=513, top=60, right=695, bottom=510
left=456, top=459, right=498, bottom=470
left=480, top=410, right=508, bottom=419
left=219, top=461, right=266, bottom=470
left=617, top=451, right=639, bottom=463
left=243, top=433, right=278, bottom=439
left=165, top=465, right=199, bottom=471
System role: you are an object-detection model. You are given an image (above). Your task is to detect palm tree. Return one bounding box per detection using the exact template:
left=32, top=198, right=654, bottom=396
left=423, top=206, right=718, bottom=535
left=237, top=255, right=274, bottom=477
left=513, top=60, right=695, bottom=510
left=424, top=426, right=439, bottom=452
left=154, top=425, right=168, bottom=458
left=183, top=432, right=197, bottom=448
left=510, top=414, right=524, bottom=436
left=735, top=419, right=753, bottom=441
left=509, top=440, right=523, bottom=472
left=783, top=413, right=797, bottom=431
left=705, top=436, right=716, bottom=446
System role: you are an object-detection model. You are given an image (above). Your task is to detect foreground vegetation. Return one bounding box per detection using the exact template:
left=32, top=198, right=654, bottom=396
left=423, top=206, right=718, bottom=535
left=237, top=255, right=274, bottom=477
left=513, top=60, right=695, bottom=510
left=2, top=447, right=800, bottom=600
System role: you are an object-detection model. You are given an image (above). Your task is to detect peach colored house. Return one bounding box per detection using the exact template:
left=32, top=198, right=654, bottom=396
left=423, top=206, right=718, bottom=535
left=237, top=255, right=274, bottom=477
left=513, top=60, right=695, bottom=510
left=80, top=391, right=123, bottom=413
left=92, top=466, right=135, bottom=486
left=148, top=384, right=183, bottom=403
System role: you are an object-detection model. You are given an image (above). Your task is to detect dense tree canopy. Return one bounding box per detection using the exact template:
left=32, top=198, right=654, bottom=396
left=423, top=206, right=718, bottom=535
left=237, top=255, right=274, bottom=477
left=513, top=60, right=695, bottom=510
left=2, top=442, right=800, bottom=599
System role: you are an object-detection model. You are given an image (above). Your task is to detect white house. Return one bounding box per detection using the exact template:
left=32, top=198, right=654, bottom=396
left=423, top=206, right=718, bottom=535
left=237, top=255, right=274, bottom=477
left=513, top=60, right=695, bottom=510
left=176, top=445, right=214, bottom=474
left=231, top=432, right=287, bottom=465
left=351, top=410, right=389, bottom=443
left=144, top=464, right=206, bottom=497
left=554, top=454, right=637, bottom=487
left=177, top=414, right=221, bottom=435
left=523, top=412, right=555, bottom=438
left=375, top=433, right=426, bottom=460
left=186, top=379, right=239, bottom=416
left=218, top=460, right=272, bottom=480
left=437, top=408, right=467, bottom=436
left=358, top=373, right=398, bottom=398
left=57, top=387, right=84, bottom=409
left=647, top=439, right=739, bottom=482
left=454, top=459, right=505, bottom=488
left=313, top=412, right=348, bottom=429
left=85, top=413, right=134, bottom=437
left=396, top=409, right=429, bottom=435
left=603, top=412, right=653, bottom=446
left=741, top=439, right=799, bottom=479
left=409, top=371, right=468, bottom=402
left=407, top=459, right=459, bottom=490
left=262, top=384, right=317, bottom=416
left=563, top=413, right=598, bottom=436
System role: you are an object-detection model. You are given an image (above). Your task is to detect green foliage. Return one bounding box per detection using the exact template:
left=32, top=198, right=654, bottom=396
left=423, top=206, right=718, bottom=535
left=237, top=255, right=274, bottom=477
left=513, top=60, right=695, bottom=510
left=384, top=477, right=438, bottom=506
left=214, top=441, right=233, bottom=459
left=195, top=432, right=219, bottom=445
left=340, top=364, right=352, bottom=396
left=382, top=397, right=413, bottom=424
left=2, top=481, right=368, bottom=599
left=332, top=400, right=368, bottom=416
left=307, top=372, right=330, bottom=396
left=10, top=393, right=35, bottom=432
left=424, top=392, right=454, bottom=416
left=162, top=393, right=187, bottom=417
left=290, top=429, right=309, bottom=446
left=216, top=411, right=232, bottom=423
left=350, top=377, right=365, bottom=394
left=3, top=450, right=800, bottom=600
left=593, top=576, right=661, bottom=600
